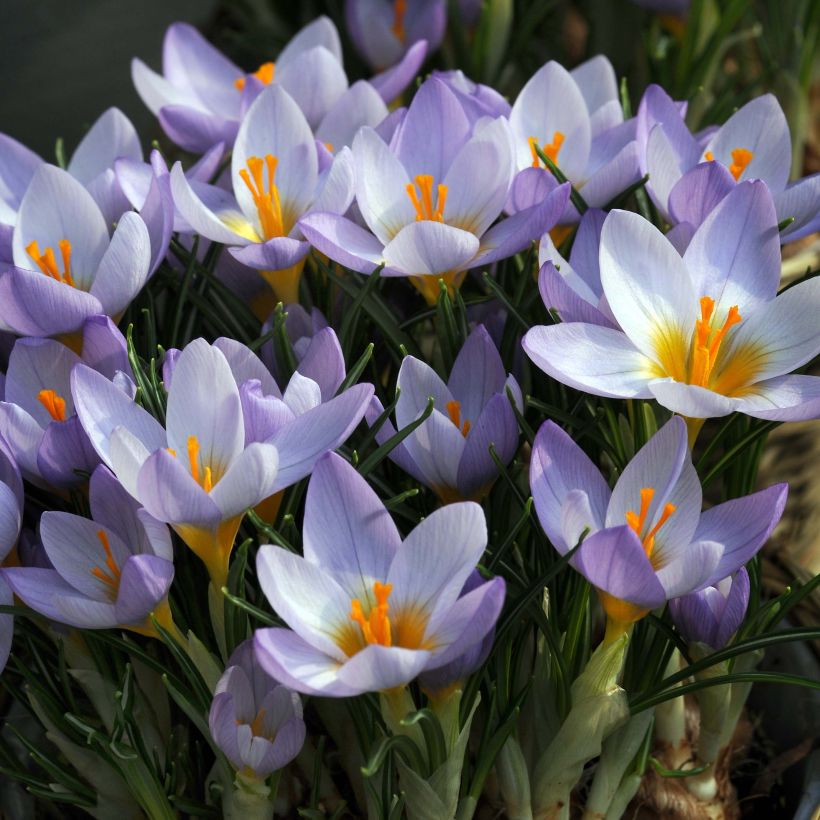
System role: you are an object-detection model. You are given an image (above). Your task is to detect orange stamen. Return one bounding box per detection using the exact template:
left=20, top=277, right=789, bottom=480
left=406, top=175, right=447, bottom=222
left=37, top=389, right=66, bottom=422
left=625, top=487, right=676, bottom=558
left=688, top=296, right=742, bottom=389
left=26, top=239, right=76, bottom=287
left=704, top=151, right=714, bottom=162
left=186, top=435, right=214, bottom=492
left=728, top=148, right=753, bottom=181
left=249, top=707, right=268, bottom=737
left=90, top=530, right=122, bottom=595
left=238, top=155, right=285, bottom=240
left=350, top=581, right=393, bottom=647
left=234, top=61, right=275, bottom=91
left=446, top=399, right=471, bottom=437
left=528, top=132, right=565, bottom=168
left=391, top=0, right=408, bottom=42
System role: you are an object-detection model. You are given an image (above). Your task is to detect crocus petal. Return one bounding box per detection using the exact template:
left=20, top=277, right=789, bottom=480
left=654, top=539, right=723, bottom=599
left=734, top=374, right=820, bottom=422
left=448, top=325, right=506, bottom=422
left=774, top=174, right=820, bottom=241
left=523, top=323, right=654, bottom=399
left=115, top=554, right=175, bottom=625
left=570, top=55, right=618, bottom=118
left=538, top=260, right=612, bottom=327
left=668, top=161, right=735, bottom=229
left=569, top=207, right=607, bottom=293
left=228, top=237, right=310, bottom=270
left=0, top=133, right=43, bottom=222
left=240, top=382, right=295, bottom=445
left=713, top=569, right=751, bottom=648
left=81, top=315, right=130, bottom=379
left=298, top=212, right=386, bottom=274
left=382, top=221, right=479, bottom=276
left=308, top=147, right=356, bottom=218
left=369, top=40, right=427, bottom=102
left=282, top=372, right=321, bottom=417
left=159, top=105, right=239, bottom=155
left=364, top=396, right=428, bottom=486
left=37, top=416, right=100, bottom=486
left=395, top=356, right=453, bottom=430
left=296, top=328, right=345, bottom=400
left=578, top=141, right=641, bottom=209
left=131, top=58, right=201, bottom=118
left=647, top=379, right=737, bottom=418
left=336, top=644, right=431, bottom=694
left=207, top=442, right=279, bottom=519
left=213, top=337, right=280, bottom=397
left=644, top=123, right=690, bottom=218
left=316, top=81, right=390, bottom=149
left=0, top=403, right=44, bottom=481
left=68, top=108, right=142, bottom=186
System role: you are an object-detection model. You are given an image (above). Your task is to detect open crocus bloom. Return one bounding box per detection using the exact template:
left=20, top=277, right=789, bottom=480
left=209, top=640, right=306, bottom=780
left=669, top=568, right=749, bottom=650
left=0, top=165, right=152, bottom=337
left=300, top=77, right=570, bottom=305
left=71, top=338, right=280, bottom=588
left=254, top=452, right=505, bottom=696
left=0, top=447, right=23, bottom=675
left=3, top=466, right=176, bottom=636
left=638, top=86, right=820, bottom=245
left=171, top=84, right=355, bottom=304
left=524, top=182, right=820, bottom=425
left=345, top=0, right=445, bottom=71
left=0, top=317, right=133, bottom=487
left=530, top=417, right=787, bottom=631
left=365, top=325, right=522, bottom=503
left=507, top=57, right=641, bottom=226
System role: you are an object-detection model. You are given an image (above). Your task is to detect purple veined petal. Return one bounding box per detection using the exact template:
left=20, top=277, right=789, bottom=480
left=345, top=0, right=403, bottom=70
left=139, top=172, right=174, bottom=273
left=434, top=69, right=511, bottom=124
left=68, top=108, right=142, bottom=187
left=0, top=133, right=43, bottom=223
left=395, top=356, right=453, bottom=430
left=400, top=408, right=465, bottom=495
left=698, top=484, right=788, bottom=584
left=81, top=316, right=130, bottom=379
left=588, top=100, right=627, bottom=142
left=0, top=577, right=12, bottom=673
left=522, top=323, right=654, bottom=399
left=0, top=267, right=104, bottom=337
left=240, top=381, right=295, bottom=445
left=296, top=328, right=345, bottom=401
left=302, top=451, right=401, bottom=589
left=0, top=402, right=44, bottom=483
left=733, top=374, right=820, bottom=422
left=668, top=161, right=735, bottom=229
left=669, top=588, right=719, bottom=646
left=382, top=220, right=479, bottom=276
left=607, top=417, right=688, bottom=529
left=599, top=209, right=696, bottom=365
left=0, top=482, right=20, bottom=561
left=665, top=222, right=696, bottom=255
left=136, top=448, right=222, bottom=529
left=258, top=713, right=306, bottom=774
left=207, top=441, right=279, bottom=519
left=37, top=415, right=100, bottom=486
left=703, top=95, right=790, bottom=191
left=471, top=183, right=570, bottom=268
left=530, top=420, right=611, bottom=553
left=577, top=141, right=641, bottom=209
left=456, top=392, right=519, bottom=499
left=370, top=39, right=427, bottom=103
left=538, top=260, right=612, bottom=327
left=298, top=212, right=386, bottom=274
left=364, top=395, right=428, bottom=485
left=336, top=644, right=431, bottom=694
left=570, top=55, right=619, bottom=118
left=276, top=46, right=350, bottom=131
left=636, top=85, right=700, bottom=173
left=282, top=371, right=322, bottom=416
left=643, top=123, right=691, bottom=218
left=573, top=525, right=667, bottom=609
left=655, top=539, right=723, bottom=599
left=189, top=142, right=226, bottom=182
left=506, top=166, right=559, bottom=214
left=228, top=236, right=310, bottom=270
left=375, top=107, right=406, bottom=143
left=165, top=339, right=245, bottom=479
left=131, top=58, right=202, bottom=118
left=159, top=105, right=239, bottom=155
left=392, top=77, right=472, bottom=183
left=267, top=383, right=374, bottom=491
left=13, top=165, right=109, bottom=283
left=0, top=446, right=22, bottom=518
left=71, top=363, right=167, bottom=468
left=774, top=173, right=820, bottom=241
left=279, top=15, right=343, bottom=67
left=448, top=325, right=506, bottom=421
left=232, top=85, right=318, bottom=228
left=82, top=168, right=133, bottom=229
left=114, top=554, right=174, bottom=626
left=0, top=223, right=14, bottom=267
left=683, top=180, right=780, bottom=318
left=308, top=147, right=356, bottom=219
left=256, top=545, right=351, bottom=660
left=713, top=569, right=751, bottom=648
left=509, top=61, right=592, bottom=181
left=560, top=489, right=601, bottom=552
left=316, top=81, right=390, bottom=149
left=214, top=338, right=280, bottom=397
left=647, top=379, right=737, bottom=418
left=254, top=627, right=357, bottom=697
left=209, top=691, right=244, bottom=769
left=389, top=501, right=487, bottom=635
left=169, top=165, right=251, bottom=246
left=352, top=126, right=414, bottom=245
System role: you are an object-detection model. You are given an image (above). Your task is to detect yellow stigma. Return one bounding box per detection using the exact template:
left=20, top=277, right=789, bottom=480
left=391, top=0, right=408, bottom=42
left=350, top=581, right=393, bottom=647
left=703, top=147, right=754, bottom=181
left=238, top=155, right=286, bottom=240
left=625, top=487, right=676, bottom=559
left=406, top=174, right=448, bottom=222
left=446, top=399, right=471, bottom=437
left=529, top=132, right=565, bottom=168
left=37, top=389, right=67, bottom=422
left=234, top=61, right=275, bottom=92
left=90, top=530, right=122, bottom=597
left=689, top=296, right=742, bottom=389
left=249, top=707, right=268, bottom=738
left=26, top=239, right=76, bottom=287
left=186, top=435, right=213, bottom=493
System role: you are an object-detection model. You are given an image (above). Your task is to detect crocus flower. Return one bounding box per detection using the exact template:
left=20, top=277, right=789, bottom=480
left=345, top=0, right=445, bottom=71
left=0, top=446, right=23, bottom=674
left=300, top=77, right=570, bottom=305
left=638, top=86, right=820, bottom=244
left=0, top=316, right=132, bottom=487
left=209, top=640, right=306, bottom=780
left=529, top=417, right=787, bottom=632
left=0, top=165, right=152, bottom=338
left=254, top=452, right=505, bottom=696
left=132, top=17, right=425, bottom=154
left=366, top=325, right=522, bottom=503
left=669, top=569, right=749, bottom=650
left=507, top=57, right=641, bottom=228
left=170, top=84, right=355, bottom=304
left=523, top=183, right=820, bottom=426
left=3, top=465, right=177, bottom=637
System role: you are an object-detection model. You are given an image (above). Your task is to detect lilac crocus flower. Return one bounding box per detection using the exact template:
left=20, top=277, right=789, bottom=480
left=3, top=465, right=176, bottom=636
left=0, top=446, right=23, bottom=674
left=209, top=640, right=306, bottom=780
left=524, top=183, right=820, bottom=424
left=300, top=77, right=570, bottom=305
left=345, top=0, right=445, bottom=71
left=669, top=569, right=749, bottom=650
left=0, top=165, right=153, bottom=337
left=638, top=86, right=820, bottom=244
left=529, top=417, right=786, bottom=630
left=133, top=17, right=425, bottom=154
left=507, top=57, right=641, bottom=227
left=254, top=452, right=505, bottom=696
left=0, top=316, right=132, bottom=487
left=170, top=84, right=355, bottom=304
left=366, top=325, right=522, bottom=503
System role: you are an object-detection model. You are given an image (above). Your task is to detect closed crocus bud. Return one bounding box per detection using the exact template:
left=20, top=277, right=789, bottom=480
left=669, top=568, right=750, bottom=650
left=209, top=640, right=306, bottom=780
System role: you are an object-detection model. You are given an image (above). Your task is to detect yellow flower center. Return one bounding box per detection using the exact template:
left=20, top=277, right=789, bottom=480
left=529, top=132, right=565, bottom=168
left=238, top=155, right=286, bottom=240
left=704, top=147, right=754, bottom=181
left=26, top=239, right=76, bottom=287
left=350, top=581, right=393, bottom=647
left=90, top=530, right=122, bottom=598
left=234, top=62, right=275, bottom=92
left=446, top=399, right=471, bottom=437
left=391, top=0, right=408, bottom=42
left=406, top=174, right=448, bottom=222
left=37, top=389, right=67, bottom=422
left=624, top=487, right=676, bottom=560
